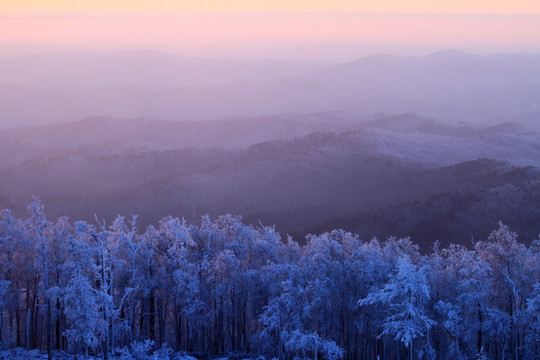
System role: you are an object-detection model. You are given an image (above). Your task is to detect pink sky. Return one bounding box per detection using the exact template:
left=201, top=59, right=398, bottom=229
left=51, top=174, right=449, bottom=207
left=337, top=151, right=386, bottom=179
left=1, top=11, right=539, bottom=60
left=3, top=0, right=540, bottom=14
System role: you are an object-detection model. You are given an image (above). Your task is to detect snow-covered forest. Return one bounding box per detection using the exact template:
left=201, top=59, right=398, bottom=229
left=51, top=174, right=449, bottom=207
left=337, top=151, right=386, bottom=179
left=0, top=198, right=539, bottom=360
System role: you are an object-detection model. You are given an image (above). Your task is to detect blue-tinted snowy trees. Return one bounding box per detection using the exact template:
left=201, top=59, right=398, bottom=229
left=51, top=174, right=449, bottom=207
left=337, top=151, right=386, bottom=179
left=62, top=271, right=105, bottom=357
left=59, top=221, right=108, bottom=357
left=359, top=257, right=435, bottom=360
left=524, top=283, right=540, bottom=358
left=475, top=223, right=535, bottom=360
left=26, top=198, right=54, bottom=359
left=434, top=244, right=491, bottom=359
left=1, top=199, right=539, bottom=360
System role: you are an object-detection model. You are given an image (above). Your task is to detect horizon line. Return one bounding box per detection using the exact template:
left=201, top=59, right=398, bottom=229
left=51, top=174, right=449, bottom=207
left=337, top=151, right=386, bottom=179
left=2, top=47, right=540, bottom=63
left=2, top=10, right=540, bottom=19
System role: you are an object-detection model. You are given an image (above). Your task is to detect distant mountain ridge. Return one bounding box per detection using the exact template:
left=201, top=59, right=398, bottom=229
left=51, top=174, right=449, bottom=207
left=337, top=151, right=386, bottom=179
left=1, top=112, right=535, bottom=168
left=1, top=50, right=539, bottom=127
left=0, top=50, right=335, bottom=90
left=1, top=112, right=539, bottom=248
left=359, top=113, right=531, bottom=136
left=0, top=112, right=364, bottom=166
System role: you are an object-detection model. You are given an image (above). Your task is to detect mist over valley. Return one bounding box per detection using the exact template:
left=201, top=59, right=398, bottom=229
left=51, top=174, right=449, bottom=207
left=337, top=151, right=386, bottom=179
left=2, top=1, right=540, bottom=357
left=1, top=108, right=539, bottom=249
left=1, top=50, right=539, bottom=127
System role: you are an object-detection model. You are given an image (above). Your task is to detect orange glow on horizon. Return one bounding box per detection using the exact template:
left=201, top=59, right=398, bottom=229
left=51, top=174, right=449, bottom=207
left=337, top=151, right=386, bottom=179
left=2, top=0, right=540, bottom=14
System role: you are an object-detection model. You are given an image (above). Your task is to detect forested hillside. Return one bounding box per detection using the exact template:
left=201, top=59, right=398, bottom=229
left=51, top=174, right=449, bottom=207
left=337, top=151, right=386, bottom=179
left=0, top=199, right=539, bottom=360
left=2, top=113, right=540, bottom=249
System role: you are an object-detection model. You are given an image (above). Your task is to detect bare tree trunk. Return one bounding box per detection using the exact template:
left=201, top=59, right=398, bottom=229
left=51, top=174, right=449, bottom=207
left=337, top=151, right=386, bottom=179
left=478, top=307, right=483, bottom=353
left=0, top=309, right=3, bottom=344
left=40, top=231, right=53, bottom=360
left=15, top=307, right=21, bottom=348
left=157, top=298, right=164, bottom=347
left=46, top=298, right=52, bottom=359
left=149, top=288, right=156, bottom=341
left=55, top=299, right=61, bottom=350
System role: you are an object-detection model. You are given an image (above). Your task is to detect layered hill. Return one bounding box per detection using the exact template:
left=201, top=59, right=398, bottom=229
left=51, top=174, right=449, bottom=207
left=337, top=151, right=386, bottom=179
left=1, top=50, right=539, bottom=127
left=1, top=113, right=539, bottom=249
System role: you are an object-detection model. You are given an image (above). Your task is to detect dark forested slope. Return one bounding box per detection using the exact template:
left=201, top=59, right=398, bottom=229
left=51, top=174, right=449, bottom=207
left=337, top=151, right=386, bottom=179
left=1, top=113, right=539, bottom=248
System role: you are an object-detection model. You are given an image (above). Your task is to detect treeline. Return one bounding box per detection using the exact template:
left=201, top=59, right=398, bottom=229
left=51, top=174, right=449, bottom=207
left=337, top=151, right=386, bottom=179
left=321, top=180, right=540, bottom=251
left=0, top=198, right=539, bottom=360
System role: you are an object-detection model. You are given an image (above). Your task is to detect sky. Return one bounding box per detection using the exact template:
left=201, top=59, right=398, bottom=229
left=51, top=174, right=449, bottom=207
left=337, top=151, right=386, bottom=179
left=2, top=0, right=540, bottom=13
left=1, top=1, right=540, bottom=61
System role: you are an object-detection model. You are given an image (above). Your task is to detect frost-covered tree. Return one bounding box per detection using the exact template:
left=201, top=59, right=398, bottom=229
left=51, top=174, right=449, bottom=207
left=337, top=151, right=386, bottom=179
left=50, top=216, right=73, bottom=351
left=26, top=197, right=53, bottom=359
left=0, top=199, right=539, bottom=360
left=60, top=221, right=107, bottom=357
left=0, top=280, right=10, bottom=344
left=475, top=222, right=533, bottom=360
left=61, top=271, right=106, bottom=357
left=359, top=257, right=436, bottom=360
left=524, top=283, right=540, bottom=358
left=282, top=329, right=344, bottom=360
